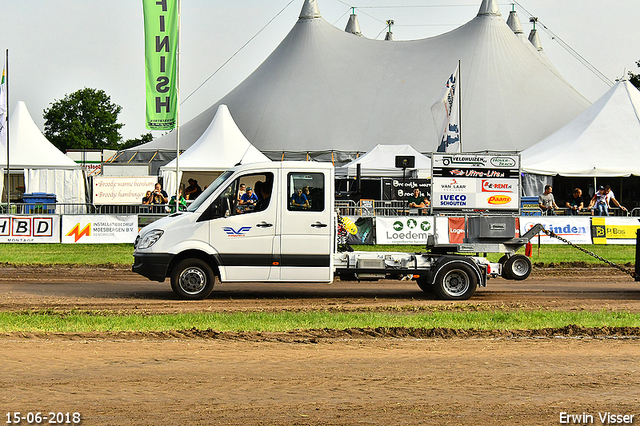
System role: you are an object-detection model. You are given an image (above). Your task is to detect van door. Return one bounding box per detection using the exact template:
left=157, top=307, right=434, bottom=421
left=205, top=172, right=278, bottom=281
left=279, top=169, right=333, bottom=282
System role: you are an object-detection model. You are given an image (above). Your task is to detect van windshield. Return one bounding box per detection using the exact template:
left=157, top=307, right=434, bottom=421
left=187, top=171, right=234, bottom=212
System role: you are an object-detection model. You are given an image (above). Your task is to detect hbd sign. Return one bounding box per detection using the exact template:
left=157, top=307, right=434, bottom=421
left=0, top=216, right=60, bottom=243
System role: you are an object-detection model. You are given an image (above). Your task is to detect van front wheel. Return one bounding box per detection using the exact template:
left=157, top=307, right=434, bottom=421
left=171, top=259, right=216, bottom=300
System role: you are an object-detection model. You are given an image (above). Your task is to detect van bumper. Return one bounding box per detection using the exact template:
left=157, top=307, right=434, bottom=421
left=132, top=253, right=173, bottom=282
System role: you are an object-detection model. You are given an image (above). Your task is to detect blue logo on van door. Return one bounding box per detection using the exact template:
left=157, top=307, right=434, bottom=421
left=223, top=226, right=252, bottom=237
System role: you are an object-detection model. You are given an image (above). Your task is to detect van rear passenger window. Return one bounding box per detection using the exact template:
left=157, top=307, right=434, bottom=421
left=287, top=172, right=324, bottom=212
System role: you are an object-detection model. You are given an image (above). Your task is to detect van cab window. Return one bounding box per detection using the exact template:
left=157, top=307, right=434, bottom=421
left=287, top=172, right=324, bottom=212
left=203, top=172, right=273, bottom=220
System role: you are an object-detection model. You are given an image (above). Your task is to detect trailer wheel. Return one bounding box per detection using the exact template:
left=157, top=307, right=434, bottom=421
left=503, top=254, right=532, bottom=281
left=171, top=259, right=216, bottom=300
left=499, top=255, right=513, bottom=280
left=416, top=277, right=433, bottom=293
left=434, top=262, right=477, bottom=300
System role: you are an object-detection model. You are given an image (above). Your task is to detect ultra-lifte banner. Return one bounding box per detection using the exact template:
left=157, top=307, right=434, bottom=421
left=143, top=0, right=178, bottom=130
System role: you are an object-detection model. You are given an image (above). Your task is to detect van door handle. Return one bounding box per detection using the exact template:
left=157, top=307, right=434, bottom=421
left=311, top=222, right=328, bottom=228
left=256, top=222, right=273, bottom=228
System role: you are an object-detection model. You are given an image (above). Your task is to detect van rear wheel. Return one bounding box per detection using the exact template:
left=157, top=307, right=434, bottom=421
left=171, top=259, right=216, bottom=300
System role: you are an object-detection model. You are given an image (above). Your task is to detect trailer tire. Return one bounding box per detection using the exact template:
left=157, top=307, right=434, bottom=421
left=499, top=255, right=513, bottom=280
left=503, top=254, right=532, bottom=281
left=434, top=262, right=477, bottom=300
left=416, top=277, right=433, bottom=293
left=171, top=259, right=216, bottom=300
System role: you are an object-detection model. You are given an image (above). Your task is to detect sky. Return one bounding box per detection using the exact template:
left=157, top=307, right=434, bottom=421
left=0, top=0, right=638, bottom=142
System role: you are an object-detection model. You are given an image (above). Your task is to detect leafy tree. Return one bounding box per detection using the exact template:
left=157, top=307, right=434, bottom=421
left=43, top=88, right=124, bottom=151
left=630, top=60, right=640, bottom=90
left=119, top=132, right=154, bottom=150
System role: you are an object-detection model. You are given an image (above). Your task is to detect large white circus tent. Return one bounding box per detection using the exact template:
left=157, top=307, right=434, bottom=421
left=138, top=0, right=589, bottom=165
left=0, top=101, right=85, bottom=204
left=520, top=77, right=640, bottom=197
left=159, top=105, right=270, bottom=196
left=522, top=78, right=640, bottom=177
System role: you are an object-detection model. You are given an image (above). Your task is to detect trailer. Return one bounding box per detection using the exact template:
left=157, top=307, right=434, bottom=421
left=132, top=161, right=540, bottom=300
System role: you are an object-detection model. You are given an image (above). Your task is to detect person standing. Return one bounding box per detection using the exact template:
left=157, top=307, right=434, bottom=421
left=151, top=183, right=168, bottom=205
left=565, top=188, right=584, bottom=215
left=184, top=178, right=203, bottom=200
left=407, top=188, right=427, bottom=215
left=538, top=185, right=558, bottom=215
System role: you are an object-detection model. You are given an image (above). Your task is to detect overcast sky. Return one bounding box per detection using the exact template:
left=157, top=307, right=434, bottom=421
left=0, top=0, right=638, bottom=142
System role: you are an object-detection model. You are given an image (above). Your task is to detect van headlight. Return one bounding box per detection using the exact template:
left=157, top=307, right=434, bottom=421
left=137, top=230, right=164, bottom=249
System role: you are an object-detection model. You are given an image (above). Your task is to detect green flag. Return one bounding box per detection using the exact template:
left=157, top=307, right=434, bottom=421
left=143, top=0, right=178, bottom=130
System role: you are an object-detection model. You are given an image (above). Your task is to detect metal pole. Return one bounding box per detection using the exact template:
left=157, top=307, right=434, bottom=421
left=635, top=229, right=640, bottom=281
left=458, top=59, right=462, bottom=153
left=174, top=0, right=181, bottom=212
left=5, top=49, right=9, bottom=213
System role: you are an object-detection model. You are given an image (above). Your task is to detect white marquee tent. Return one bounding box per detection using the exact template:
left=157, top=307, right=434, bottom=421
left=144, top=0, right=589, bottom=164
left=160, top=104, right=270, bottom=196
left=521, top=78, right=640, bottom=177
left=336, top=144, right=431, bottom=178
left=0, top=101, right=85, bottom=205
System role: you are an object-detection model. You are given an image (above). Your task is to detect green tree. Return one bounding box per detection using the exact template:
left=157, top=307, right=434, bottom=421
left=119, top=132, right=154, bottom=150
left=630, top=60, right=640, bottom=90
left=43, top=88, right=124, bottom=151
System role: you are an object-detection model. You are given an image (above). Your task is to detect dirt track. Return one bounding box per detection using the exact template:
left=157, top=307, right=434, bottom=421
left=1, top=265, right=640, bottom=425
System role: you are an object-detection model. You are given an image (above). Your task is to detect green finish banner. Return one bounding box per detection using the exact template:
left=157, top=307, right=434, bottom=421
left=143, top=0, right=178, bottom=130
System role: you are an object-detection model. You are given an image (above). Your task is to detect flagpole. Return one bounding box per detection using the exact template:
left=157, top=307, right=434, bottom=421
left=5, top=49, right=9, bottom=212
left=175, top=0, right=181, bottom=213
left=458, top=59, right=462, bottom=153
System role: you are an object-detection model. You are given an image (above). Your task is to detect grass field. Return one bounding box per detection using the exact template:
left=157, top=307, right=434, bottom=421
left=0, top=243, right=635, bottom=266
left=1, top=310, right=638, bottom=333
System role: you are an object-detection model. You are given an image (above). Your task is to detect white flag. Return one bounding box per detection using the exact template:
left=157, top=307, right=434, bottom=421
left=0, top=67, right=6, bottom=147
left=431, top=65, right=460, bottom=153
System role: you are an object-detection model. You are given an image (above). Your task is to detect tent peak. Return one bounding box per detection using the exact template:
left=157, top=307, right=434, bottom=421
left=345, top=10, right=362, bottom=36
left=478, top=0, right=501, bottom=16
left=299, top=0, right=321, bottom=20
left=528, top=28, right=543, bottom=51
left=506, top=10, right=524, bottom=34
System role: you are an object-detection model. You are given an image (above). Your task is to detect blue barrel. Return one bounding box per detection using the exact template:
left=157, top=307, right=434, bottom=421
left=22, top=192, right=57, bottom=214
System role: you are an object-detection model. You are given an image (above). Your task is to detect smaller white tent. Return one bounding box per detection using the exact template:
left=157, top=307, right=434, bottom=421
left=336, top=144, right=431, bottom=178
left=521, top=78, right=640, bottom=177
left=160, top=105, right=270, bottom=196
left=0, top=101, right=85, bottom=205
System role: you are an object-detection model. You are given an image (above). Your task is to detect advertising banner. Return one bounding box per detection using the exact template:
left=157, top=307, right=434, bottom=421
left=520, top=217, right=591, bottom=245
left=0, top=216, right=60, bottom=243
left=448, top=217, right=466, bottom=244
left=143, top=0, right=178, bottom=130
left=376, top=216, right=434, bottom=245
left=382, top=178, right=431, bottom=201
left=93, top=176, right=158, bottom=205
left=62, top=215, right=138, bottom=244
left=431, top=153, right=520, bottom=211
left=592, top=217, right=640, bottom=245
left=340, top=216, right=375, bottom=245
